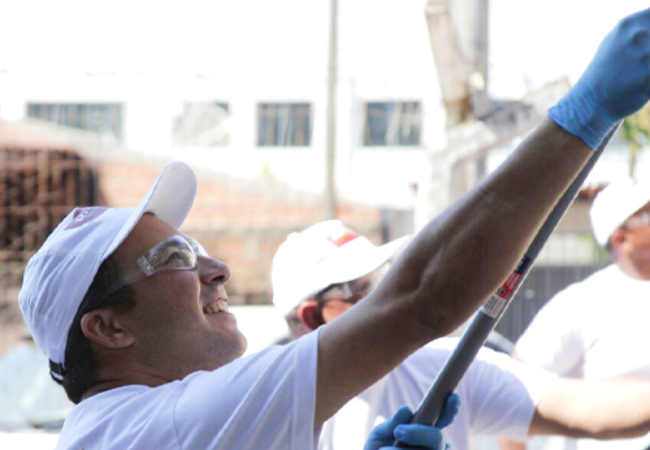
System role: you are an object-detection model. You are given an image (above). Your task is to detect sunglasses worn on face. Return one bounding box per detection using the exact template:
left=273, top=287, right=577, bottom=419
left=99, top=235, right=208, bottom=301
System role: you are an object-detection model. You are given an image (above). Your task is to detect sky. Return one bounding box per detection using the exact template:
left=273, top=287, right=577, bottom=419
left=0, top=0, right=328, bottom=77
left=0, top=1, right=648, bottom=98
left=489, top=0, right=649, bottom=98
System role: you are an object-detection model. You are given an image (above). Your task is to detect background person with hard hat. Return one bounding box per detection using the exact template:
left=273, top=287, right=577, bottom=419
left=272, top=220, right=650, bottom=450
left=503, top=178, right=650, bottom=450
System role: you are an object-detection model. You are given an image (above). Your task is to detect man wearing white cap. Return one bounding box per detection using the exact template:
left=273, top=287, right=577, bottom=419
left=506, top=178, right=650, bottom=450
left=16, top=8, right=650, bottom=450
left=273, top=220, right=650, bottom=450
left=19, top=162, right=456, bottom=450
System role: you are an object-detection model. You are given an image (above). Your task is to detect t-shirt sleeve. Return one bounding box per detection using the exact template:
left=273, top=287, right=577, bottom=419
left=172, top=330, right=320, bottom=450
left=465, top=345, right=556, bottom=442
left=515, top=286, right=586, bottom=375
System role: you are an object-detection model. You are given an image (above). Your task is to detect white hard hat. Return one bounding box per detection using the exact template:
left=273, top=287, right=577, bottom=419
left=272, top=220, right=410, bottom=316
left=590, top=177, right=650, bottom=247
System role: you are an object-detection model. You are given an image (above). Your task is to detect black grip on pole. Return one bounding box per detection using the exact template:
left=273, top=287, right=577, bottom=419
left=392, top=125, right=618, bottom=447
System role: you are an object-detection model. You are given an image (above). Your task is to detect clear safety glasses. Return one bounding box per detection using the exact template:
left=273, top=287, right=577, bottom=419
left=623, top=210, right=650, bottom=231
left=100, top=235, right=208, bottom=300
left=315, top=265, right=387, bottom=306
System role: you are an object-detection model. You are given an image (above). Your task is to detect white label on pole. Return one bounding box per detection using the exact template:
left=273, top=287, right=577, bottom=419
left=481, top=294, right=507, bottom=318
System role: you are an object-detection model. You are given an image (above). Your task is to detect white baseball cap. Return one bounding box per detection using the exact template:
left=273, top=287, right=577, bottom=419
left=272, top=220, right=411, bottom=316
left=19, top=162, right=197, bottom=377
left=590, top=177, right=650, bottom=247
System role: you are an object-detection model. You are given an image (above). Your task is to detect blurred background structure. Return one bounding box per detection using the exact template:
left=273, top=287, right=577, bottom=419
left=1, top=0, right=650, bottom=447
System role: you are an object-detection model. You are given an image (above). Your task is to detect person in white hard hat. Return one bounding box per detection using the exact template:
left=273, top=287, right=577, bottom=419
left=16, top=8, right=650, bottom=449
left=273, top=219, right=650, bottom=450
left=503, top=178, right=650, bottom=450
left=272, top=220, right=411, bottom=338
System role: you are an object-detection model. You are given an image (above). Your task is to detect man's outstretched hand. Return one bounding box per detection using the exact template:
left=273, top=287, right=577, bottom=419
left=549, top=7, right=650, bottom=149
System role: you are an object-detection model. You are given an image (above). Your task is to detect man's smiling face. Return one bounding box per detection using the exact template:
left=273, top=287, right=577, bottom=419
left=109, top=214, right=247, bottom=379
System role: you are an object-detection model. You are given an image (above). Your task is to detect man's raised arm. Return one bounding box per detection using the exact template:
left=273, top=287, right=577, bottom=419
left=315, top=7, right=650, bottom=427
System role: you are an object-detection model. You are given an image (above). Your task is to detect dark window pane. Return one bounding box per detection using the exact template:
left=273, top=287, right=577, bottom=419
left=257, top=103, right=312, bottom=147
left=364, top=101, right=421, bottom=147
left=27, top=103, right=124, bottom=141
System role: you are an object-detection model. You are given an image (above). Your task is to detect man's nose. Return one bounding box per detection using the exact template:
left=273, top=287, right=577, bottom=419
left=199, top=257, right=231, bottom=286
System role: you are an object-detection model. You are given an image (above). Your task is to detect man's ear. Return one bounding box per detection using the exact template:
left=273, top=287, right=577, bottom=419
left=297, top=299, right=324, bottom=331
left=80, top=310, right=135, bottom=349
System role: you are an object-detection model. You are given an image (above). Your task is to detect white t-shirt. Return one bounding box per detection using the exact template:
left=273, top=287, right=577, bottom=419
left=55, top=330, right=320, bottom=450
left=319, top=337, right=555, bottom=450
left=516, top=264, right=650, bottom=450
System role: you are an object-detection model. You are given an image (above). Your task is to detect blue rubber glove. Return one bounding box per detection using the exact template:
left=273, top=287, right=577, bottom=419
left=549, top=8, right=650, bottom=149
left=364, top=393, right=461, bottom=450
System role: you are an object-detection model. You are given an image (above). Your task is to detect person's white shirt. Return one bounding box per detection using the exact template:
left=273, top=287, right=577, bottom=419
left=319, top=337, right=555, bottom=450
left=55, top=331, right=320, bottom=450
left=516, top=264, right=650, bottom=450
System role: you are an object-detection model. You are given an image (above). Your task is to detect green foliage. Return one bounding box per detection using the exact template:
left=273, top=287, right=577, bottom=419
left=621, top=106, right=650, bottom=177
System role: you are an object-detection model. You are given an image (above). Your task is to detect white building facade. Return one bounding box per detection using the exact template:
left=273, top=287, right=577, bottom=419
left=0, top=0, right=447, bottom=211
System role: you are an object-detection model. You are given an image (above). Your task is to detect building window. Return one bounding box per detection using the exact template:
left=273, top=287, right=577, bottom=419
left=363, top=101, right=422, bottom=146
left=257, top=103, right=311, bottom=147
left=27, top=103, right=124, bottom=140
left=173, top=102, right=230, bottom=147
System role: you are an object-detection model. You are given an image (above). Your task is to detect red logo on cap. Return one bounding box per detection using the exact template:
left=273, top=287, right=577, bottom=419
left=64, top=207, right=108, bottom=230
left=327, top=229, right=359, bottom=247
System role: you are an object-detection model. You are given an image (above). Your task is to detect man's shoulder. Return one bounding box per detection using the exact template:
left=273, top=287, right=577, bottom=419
left=566, top=265, right=615, bottom=289
left=541, top=265, right=617, bottom=308
left=179, top=331, right=320, bottom=403
left=546, top=264, right=648, bottom=308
